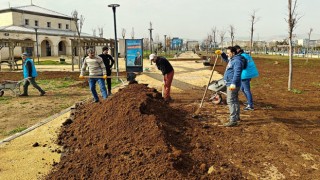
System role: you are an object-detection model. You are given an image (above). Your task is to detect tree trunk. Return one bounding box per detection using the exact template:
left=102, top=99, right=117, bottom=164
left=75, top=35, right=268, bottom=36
left=288, top=38, right=293, bottom=91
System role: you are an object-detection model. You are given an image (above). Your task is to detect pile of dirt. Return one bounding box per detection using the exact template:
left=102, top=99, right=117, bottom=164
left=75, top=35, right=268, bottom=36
left=46, top=83, right=242, bottom=179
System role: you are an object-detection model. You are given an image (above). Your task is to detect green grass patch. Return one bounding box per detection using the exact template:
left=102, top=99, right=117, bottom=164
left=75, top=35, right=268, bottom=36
left=5, top=126, right=28, bottom=136
left=37, top=79, right=76, bottom=89
left=0, top=96, right=12, bottom=104
left=291, top=88, right=303, bottom=94
left=38, top=60, right=70, bottom=65
left=312, top=82, right=320, bottom=87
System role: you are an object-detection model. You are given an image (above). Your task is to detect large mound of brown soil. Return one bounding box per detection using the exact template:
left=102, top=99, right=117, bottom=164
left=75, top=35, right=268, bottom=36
left=46, top=84, right=242, bottom=179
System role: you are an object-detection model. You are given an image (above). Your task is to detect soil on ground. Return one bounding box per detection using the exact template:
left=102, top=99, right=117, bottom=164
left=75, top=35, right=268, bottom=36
left=46, top=57, right=320, bottom=179
left=1, top=55, right=320, bottom=179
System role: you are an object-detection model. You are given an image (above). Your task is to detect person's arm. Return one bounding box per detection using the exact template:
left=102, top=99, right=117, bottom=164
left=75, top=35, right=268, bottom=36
left=100, top=58, right=107, bottom=75
left=221, top=52, right=229, bottom=63
left=80, top=59, right=87, bottom=76
left=231, top=58, right=243, bottom=86
left=109, top=55, right=115, bottom=68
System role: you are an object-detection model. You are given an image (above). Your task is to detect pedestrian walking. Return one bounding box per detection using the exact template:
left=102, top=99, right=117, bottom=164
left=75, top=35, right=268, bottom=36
left=149, top=54, right=174, bottom=102
left=80, top=48, right=108, bottom=103
left=19, top=52, right=46, bottom=96
left=98, top=46, right=115, bottom=96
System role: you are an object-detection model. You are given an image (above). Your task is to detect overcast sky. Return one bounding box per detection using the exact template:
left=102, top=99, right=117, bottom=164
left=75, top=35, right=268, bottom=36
left=1, top=0, right=319, bottom=41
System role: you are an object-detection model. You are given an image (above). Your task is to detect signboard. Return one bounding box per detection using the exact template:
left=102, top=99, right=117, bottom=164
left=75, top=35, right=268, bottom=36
left=125, top=39, right=143, bottom=81
left=171, top=38, right=183, bottom=50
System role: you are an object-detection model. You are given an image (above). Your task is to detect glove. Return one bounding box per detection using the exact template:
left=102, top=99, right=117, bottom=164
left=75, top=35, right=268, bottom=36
left=79, top=75, right=84, bottom=79
left=103, top=75, right=107, bottom=79
left=215, top=50, right=222, bottom=55
left=229, top=84, right=236, bottom=91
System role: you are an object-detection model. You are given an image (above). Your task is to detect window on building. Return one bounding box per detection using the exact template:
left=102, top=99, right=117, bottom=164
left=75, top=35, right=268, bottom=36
left=25, top=19, right=29, bottom=26
left=35, top=20, right=38, bottom=26
left=47, top=22, right=51, bottom=28
left=66, top=24, right=69, bottom=29
left=58, top=23, right=62, bottom=29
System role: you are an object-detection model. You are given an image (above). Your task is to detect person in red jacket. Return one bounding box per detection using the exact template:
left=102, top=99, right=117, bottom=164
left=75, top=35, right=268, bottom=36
left=149, top=54, right=174, bottom=102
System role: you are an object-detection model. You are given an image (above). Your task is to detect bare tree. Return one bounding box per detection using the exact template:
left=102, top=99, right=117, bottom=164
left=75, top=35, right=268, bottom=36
left=306, top=28, right=313, bottom=62
left=285, top=0, right=301, bottom=91
left=71, top=10, right=85, bottom=69
left=121, top=28, right=126, bottom=39
left=131, top=27, right=134, bottom=39
left=249, top=10, right=259, bottom=55
left=98, top=27, right=103, bottom=38
left=211, top=27, right=217, bottom=48
left=229, top=25, right=235, bottom=46
left=219, top=30, right=226, bottom=49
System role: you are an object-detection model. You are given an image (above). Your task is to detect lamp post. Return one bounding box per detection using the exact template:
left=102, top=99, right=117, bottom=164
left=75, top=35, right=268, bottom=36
left=108, top=4, right=120, bottom=81
left=148, top=22, right=153, bottom=65
left=34, top=28, right=40, bottom=64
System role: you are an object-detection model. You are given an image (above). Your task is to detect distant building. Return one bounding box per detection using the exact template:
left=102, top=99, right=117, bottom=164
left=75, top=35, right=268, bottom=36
left=0, top=4, right=110, bottom=60
left=186, top=41, right=198, bottom=51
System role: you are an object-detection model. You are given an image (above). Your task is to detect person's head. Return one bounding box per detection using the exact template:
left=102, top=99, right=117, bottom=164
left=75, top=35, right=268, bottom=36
left=87, top=48, right=95, bottom=58
left=136, top=51, right=140, bottom=56
left=21, top=52, right=28, bottom=60
left=149, top=54, right=157, bottom=63
left=226, top=46, right=237, bottom=58
left=102, top=46, right=109, bottom=54
left=234, top=45, right=241, bottom=53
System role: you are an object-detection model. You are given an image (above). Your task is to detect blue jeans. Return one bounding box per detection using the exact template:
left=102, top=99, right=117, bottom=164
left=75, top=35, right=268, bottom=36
left=241, top=79, right=253, bottom=108
left=89, top=78, right=108, bottom=101
left=226, top=86, right=240, bottom=122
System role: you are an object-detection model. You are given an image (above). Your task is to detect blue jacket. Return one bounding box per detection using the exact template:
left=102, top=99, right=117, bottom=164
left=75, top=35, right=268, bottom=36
left=221, top=53, right=244, bottom=87
left=23, top=58, right=38, bottom=78
left=240, top=53, right=259, bottom=79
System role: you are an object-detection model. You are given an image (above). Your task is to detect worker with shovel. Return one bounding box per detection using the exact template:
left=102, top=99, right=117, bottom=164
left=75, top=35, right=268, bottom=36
left=80, top=48, right=108, bottom=103
left=149, top=54, right=174, bottom=102
left=219, top=46, right=245, bottom=127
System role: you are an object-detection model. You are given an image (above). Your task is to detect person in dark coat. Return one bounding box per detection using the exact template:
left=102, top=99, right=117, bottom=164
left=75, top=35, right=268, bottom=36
left=99, top=46, right=115, bottom=95
left=149, top=54, right=174, bottom=102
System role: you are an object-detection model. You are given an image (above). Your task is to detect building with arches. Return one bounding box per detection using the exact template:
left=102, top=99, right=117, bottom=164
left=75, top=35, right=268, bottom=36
left=0, top=4, right=110, bottom=60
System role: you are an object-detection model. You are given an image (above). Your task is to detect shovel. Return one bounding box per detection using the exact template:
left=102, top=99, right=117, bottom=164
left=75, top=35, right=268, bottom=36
left=192, top=54, right=219, bottom=118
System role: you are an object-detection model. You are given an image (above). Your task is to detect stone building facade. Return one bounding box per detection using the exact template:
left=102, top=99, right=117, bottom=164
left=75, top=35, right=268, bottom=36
left=0, top=4, right=109, bottom=60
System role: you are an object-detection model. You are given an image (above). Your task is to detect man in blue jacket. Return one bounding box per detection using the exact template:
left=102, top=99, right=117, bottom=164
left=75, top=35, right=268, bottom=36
left=20, top=52, right=45, bottom=96
left=221, top=46, right=245, bottom=127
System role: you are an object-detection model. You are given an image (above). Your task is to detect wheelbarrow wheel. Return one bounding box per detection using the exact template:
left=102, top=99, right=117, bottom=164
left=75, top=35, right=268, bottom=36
left=211, top=94, right=222, bottom=105
left=0, top=90, right=4, bottom=97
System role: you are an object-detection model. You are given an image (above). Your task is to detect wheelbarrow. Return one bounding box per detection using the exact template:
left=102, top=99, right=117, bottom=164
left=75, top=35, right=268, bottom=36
left=0, top=80, right=23, bottom=97
left=208, top=78, right=227, bottom=104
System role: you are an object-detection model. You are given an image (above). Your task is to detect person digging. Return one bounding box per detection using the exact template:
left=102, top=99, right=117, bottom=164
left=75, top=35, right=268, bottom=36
left=149, top=54, right=174, bottom=103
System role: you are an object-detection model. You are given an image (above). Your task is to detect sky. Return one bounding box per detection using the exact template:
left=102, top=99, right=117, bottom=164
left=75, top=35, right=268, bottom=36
left=1, top=0, right=319, bottom=42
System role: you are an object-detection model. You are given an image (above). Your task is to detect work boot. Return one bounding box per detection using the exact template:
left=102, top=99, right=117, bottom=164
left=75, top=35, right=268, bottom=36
left=19, top=94, right=28, bottom=97
left=40, top=91, right=46, bottom=96
left=223, top=121, right=238, bottom=127
left=244, top=106, right=254, bottom=111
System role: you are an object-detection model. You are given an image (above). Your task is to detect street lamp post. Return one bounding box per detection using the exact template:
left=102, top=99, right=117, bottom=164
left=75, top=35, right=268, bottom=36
left=108, top=4, right=120, bottom=81
left=148, top=22, right=153, bottom=65
left=34, top=28, right=40, bottom=64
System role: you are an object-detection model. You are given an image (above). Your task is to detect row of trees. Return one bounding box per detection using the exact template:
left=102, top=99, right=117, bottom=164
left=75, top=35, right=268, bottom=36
left=202, top=0, right=302, bottom=91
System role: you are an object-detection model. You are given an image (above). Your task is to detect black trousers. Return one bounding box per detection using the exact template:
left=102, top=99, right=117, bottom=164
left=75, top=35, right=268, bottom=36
left=106, top=69, right=112, bottom=92
left=22, top=77, right=45, bottom=95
